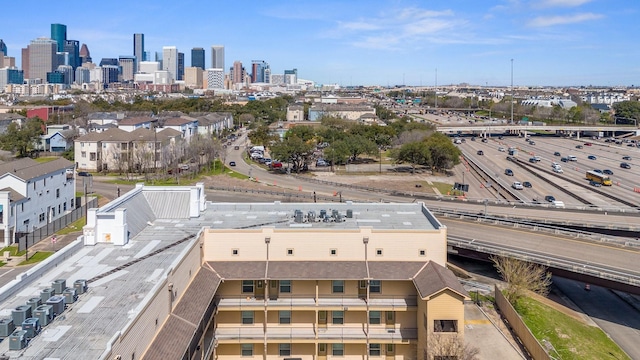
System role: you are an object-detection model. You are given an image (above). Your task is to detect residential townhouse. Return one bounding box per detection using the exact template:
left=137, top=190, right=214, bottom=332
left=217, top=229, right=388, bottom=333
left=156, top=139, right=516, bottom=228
left=0, top=157, right=74, bottom=246
left=195, top=112, right=234, bottom=137
left=162, top=116, right=198, bottom=141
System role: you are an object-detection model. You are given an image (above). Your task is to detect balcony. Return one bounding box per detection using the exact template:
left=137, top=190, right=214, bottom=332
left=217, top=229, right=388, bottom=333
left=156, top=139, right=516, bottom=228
left=214, top=326, right=265, bottom=342
left=368, top=295, right=417, bottom=309
left=214, top=325, right=316, bottom=343
left=316, top=295, right=367, bottom=309
left=367, top=326, right=417, bottom=343
left=266, top=295, right=316, bottom=308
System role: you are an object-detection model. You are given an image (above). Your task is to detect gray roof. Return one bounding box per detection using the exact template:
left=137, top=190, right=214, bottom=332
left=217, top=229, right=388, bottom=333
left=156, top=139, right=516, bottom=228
left=412, top=261, right=468, bottom=299
left=76, top=128, right=129, bottom=142
left=209, top=261, right=267, bottom=279
left=117, top=116, right=156, bottom=126
left=0, top=157, right=73, bottom=182
left=205, top=202, right=441, bottom=231
left=368, top=261, right=426, bottom=280
left=0, top=113, right=25, bottom=121
left=0, top=187, right=26, bottom=202
left=268, top=261, right=369, bottom=279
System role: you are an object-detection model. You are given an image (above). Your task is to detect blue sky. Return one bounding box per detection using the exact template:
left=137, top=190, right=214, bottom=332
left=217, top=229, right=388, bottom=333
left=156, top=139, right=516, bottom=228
left=2, top=0, right=638, bottom=87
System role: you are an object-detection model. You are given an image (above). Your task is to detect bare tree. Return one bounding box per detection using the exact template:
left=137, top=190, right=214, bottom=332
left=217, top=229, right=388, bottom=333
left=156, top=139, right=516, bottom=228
left=491, top=255, right=552, bottom=305
left=427, top=332, right=480, bottom=360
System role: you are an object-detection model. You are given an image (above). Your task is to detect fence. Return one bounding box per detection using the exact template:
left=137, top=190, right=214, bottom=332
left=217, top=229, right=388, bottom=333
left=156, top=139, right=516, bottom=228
left=16, top=198, right=98, bottom=251
left=494, top=285, right=550, bottom=360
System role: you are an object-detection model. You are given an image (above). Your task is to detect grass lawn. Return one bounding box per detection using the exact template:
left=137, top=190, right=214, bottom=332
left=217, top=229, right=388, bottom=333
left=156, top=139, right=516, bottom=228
left=0, top=246, right=26, bottom=257
left=516, top=297, right=629, bottom=360
left=33, top=157, right=58, bottom=163
left=432, top=181, right=463, bottom=196
left=19, top=251, right=54, bottom=265
left=56, top=217, right=86, bottom=235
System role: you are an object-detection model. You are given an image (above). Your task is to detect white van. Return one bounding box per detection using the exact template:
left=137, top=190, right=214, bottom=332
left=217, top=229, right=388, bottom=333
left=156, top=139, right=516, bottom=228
left=568, top=155, right=577, bottom=161
left=552, top=200, right=565, bottom=208
left=552, top=164, right=564, bottom=173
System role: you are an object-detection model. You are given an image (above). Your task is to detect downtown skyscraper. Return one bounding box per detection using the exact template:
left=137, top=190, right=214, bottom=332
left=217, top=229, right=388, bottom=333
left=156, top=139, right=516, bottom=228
left=28, top=38, right=58, bottom=80
left=211, top=45, right=224, bottom=71
left=51, top=23, right=67, bottom=52
left=162, top=46, right=178, bottom=81
left=133, top=33, right=144, bottom=72
left=191, top=47, right=205, bottom=69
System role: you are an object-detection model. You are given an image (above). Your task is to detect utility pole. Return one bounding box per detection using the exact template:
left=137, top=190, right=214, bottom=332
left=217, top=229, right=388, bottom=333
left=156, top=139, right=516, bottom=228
left=434, top=68, right=438, bottom=110
left=510, top=59, right=514, bottom=124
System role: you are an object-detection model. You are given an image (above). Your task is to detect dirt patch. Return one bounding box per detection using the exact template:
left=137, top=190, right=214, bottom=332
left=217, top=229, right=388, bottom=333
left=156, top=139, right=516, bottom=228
left=313, top=172, right=455, bottom=194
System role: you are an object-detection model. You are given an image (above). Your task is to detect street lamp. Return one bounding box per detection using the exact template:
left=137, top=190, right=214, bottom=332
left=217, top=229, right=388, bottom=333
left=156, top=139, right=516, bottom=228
left=510, top=59, right=514, bottom=124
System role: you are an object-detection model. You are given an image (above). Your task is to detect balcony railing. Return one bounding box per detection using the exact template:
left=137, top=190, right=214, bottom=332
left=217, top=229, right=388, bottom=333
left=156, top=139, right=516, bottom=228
left=368, top=295, right=418, bottom=308
left=215, top=294, right=419, bottom=309
left=214, top=326, right=265, bottom=341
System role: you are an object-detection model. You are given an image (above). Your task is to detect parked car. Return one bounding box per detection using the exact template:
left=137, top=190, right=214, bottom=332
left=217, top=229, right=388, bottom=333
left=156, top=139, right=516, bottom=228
left=512, top=181, right=524, bottom=190
left=77, top=171, right=92, bottom=177
left=505, top=169, right=514, bottom=176
left=620, top=162, right=631, bottom=169
left=523, top=181, right=532, bottom=188
left=270, top=161, right=283, bottom=168
left=316, top=159, right=329, bottom=167
left=234, top=145, right=240, bottom=150
left=603, top=169, right=613, bottom=175
left=587, top=155, right=597, bottom=160
left=545, top=195, right=556, bottom=203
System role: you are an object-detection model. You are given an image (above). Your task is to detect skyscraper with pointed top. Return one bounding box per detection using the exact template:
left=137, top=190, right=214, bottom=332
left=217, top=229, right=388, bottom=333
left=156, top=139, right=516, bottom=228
left=79, top=43, right=91, bottom=64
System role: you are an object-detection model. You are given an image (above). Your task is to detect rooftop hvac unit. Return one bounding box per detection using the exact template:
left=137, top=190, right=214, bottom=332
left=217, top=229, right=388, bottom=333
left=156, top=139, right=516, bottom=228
left=346, top=209, right=353, bottom=218
left=307, top=211, right=316, bottom=222
left=63, top=288, right=78, bottom=304
left=34, top=305, right=54, bottom=327
left=8, top=330, right=27, bottom=350
left=46, top=295, right=66, bottom=316
left=11, top=305, right=31, bottom=326
left=294, top=210, right=303, bottom=223
left=320, top=209, right=327, bottom=218
left=52, top=279, right=67, bottom=295
left=21, top=318, right=40, bottom=339
left=332, top=209, right=339, bottom=218
left=0, top=319, right=15, bottom=337
left=74, top=279, right=88, bottom=295
left=40, top=288, right=55, bottom=303
left=26, top=297, right=41, bottom=312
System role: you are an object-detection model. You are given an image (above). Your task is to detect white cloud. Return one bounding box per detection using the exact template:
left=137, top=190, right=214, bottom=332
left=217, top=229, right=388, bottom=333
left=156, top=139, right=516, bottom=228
left=535, top=0, right=593, bottom=8
left=528, top=12, right=602, bottom=27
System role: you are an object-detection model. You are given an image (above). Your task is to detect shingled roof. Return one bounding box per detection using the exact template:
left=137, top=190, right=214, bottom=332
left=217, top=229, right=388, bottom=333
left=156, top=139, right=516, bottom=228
left=412, top=261, right=468, bottom=300
left=0, top=157, right=73, bottom=182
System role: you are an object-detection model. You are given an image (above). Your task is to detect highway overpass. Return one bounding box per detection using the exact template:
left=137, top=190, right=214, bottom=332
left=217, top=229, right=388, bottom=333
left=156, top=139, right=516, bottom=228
left=437, top=124, right=639, bottom=137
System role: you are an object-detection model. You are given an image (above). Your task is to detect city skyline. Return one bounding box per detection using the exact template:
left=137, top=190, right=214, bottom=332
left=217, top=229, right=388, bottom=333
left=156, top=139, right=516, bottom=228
left=1, top=0, right=638, bottom=87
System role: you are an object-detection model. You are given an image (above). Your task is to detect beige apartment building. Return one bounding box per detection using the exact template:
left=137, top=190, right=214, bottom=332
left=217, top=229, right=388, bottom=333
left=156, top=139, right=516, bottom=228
left=143, top=202, right=468, bottom=360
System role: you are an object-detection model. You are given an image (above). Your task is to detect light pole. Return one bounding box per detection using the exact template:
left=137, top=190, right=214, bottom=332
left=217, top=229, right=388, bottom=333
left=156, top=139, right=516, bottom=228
left=510, top=59, right=514, bottom=124
left=434, top=68, right=438, bottom=110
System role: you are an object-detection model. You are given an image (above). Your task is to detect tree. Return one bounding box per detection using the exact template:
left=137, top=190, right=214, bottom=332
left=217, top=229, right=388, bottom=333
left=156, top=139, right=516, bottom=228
left=269, top=135, right=314, bottom=173
left=323, top=140, right=351, bottom=167
left=248, top=124, right=278, bottom=147
left=427, top=332, right=480, bottom=360
left=424, top=133, right=461, bottom=172
left=395, top=141, right=431, bottom=173
left=344, top=134, right=378, bottom=162
left=491, top=255, right=552, bottom=305
left=0, top=117, right=44, bottom=157
left=613, top=100, right=640, bottom=122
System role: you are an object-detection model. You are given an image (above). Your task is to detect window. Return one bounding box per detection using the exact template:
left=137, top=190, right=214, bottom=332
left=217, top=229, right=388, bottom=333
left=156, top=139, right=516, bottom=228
left=39, top=213, right=45, bottom=222
left=241, top=344, right=253, bottom=356
left=369, top=311, right=381, bottom=324
left=81, top=151, right=86, bottom=158
left=369, top=344, right=381, bottom=356
left=386, top=344, right=395, bottom=354
left=241, top=311, right=254, bottom=325
left=242, top=280, right=254, bottom=293
left=279, top=280, right=291, bottom=293
left=330, top=248, right=337, bottom=256
left=419, top=249, right=426, bottom=256
left=56, top=189, right=60, bottom=198
left=434, top=320, right=458, bottom=332
left=359, top=280, right=367, bottom=289
left=286, top=248, right=294, bottom=256
left=332, top=280, right=344, bottom=293
left=256, top=280, right=264, bottom=289
left=370, top=280, right=381, bottom=293
left=279, top=311, right=291, bottom=324
left=232, top=248, right=239, bottom=256
left=318, top=343, right=327, bottom=354
left=332, top=311, right=344, bottom=325
left=279, top=343, right=291, bottom=356
left=332, top=344, right=344, bottom=356
left=375, top=248, right=383, bottom=256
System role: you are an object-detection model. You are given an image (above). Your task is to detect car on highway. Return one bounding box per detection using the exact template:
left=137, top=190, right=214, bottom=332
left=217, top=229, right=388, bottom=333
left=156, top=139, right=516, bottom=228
left=481, top=138, right=488, bottom=143
left=229, top=161, right=236, bottom=166
left=512, top=181, right=524, bottom=190
left=553, top=166, right=564, bottom=173
left=575, top=145, right=583, bottom=149
left=505, top=168, right=514, bottom=176
left=498, top=146, right=506, bottom=152
left=620, top=162, right=631, bottom=169
left=603, top=169, right=613, bottom=175
left=561, top=157, right=569, bottom=162
left=477, top=150, right=484, bottom=155
left=523, top=181, right=532, bottom=188
left=545, top=195, right=556, bottom=203
left=587, top=155, right=597, bottom=160
left=554, top=151, right=561, bottom=156
left=584, top=142, right=592, bottom=146
left=593, top=169, right=602, bottom=173
left=528, top=140, right=536, bottom=145
left=589, top=180, right=602, bottom=187
left=622, top=156, right=632, bottom=160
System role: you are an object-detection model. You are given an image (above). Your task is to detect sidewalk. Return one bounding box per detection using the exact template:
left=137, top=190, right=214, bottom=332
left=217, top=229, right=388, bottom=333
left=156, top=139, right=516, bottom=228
left=2, top=231, right=82, bottom=268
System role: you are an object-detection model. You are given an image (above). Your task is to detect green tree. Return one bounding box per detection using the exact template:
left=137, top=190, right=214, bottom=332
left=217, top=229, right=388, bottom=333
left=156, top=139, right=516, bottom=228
left=286, top=125, right=316, bottom=142
left=424, top=132, right=461, bottom=171
left=0, top=117, right=45, bottom=157
left=324, top=140, right=351, bottom=166
left=344, top=134, right=378, bottom=162
left=394, top=141, right=431, bottom=174
left=269, top=135, right=314, bottom=173
left=612, top=100, right=640, bottom=122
